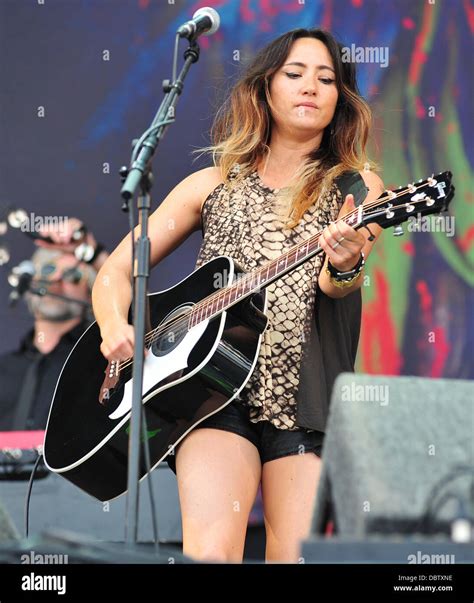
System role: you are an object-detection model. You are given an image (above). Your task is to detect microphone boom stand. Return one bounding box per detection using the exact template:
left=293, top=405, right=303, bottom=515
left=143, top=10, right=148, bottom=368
left=28, top=287, right=92, bottom=308
left=120, top=39, right=200, bottom=547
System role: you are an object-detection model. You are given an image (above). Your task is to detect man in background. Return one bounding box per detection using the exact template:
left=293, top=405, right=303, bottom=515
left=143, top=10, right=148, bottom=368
left=0, top=218, right=107, bottom=430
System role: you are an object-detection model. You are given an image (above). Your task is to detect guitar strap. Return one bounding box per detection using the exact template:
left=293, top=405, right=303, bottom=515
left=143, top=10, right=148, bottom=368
left=335, top=171, right=369, bottom=208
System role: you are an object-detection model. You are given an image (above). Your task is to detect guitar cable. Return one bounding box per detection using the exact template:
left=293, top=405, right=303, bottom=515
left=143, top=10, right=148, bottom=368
left=23, top=446, right=159, bottom=546
left=24, top=453, right=44, bottom=538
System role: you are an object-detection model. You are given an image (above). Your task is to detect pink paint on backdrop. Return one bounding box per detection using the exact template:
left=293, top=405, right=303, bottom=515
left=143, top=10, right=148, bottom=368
left=409, top=46, right=428, bottom=85
left=261, top=0, right=280, bottom=17
left=457, top=225, right=474, bottom=252
left=281, top=0, right=305, bottom=13
left=416, top=280, right=432, bottom=315
left=361, top=270, right=402, bottom=375
left=415, top=280, right=450, bottom=376
left=192, top=0, right=229, bottom=13
left=241, top=0, right=256, bottom=22
left=368, top=83, right=379, bottom=97
left=429, top=327, right=450, bottom=377
left=408, top=4, right=431, bottom=85
left=415, top=96, right=426, bottom=118
left=464, top=0, right=474, bottom=33
left=321, top=0, right=333, bottom=31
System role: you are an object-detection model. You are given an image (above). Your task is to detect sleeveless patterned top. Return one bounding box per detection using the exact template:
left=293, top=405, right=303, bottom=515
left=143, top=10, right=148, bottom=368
left=195, top=164, right=347, bottom=432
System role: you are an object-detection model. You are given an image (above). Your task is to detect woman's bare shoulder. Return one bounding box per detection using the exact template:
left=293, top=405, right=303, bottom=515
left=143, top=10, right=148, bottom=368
left=358, top=169, right=385, bottom=196
left=191, top=166, right=225, bottom=212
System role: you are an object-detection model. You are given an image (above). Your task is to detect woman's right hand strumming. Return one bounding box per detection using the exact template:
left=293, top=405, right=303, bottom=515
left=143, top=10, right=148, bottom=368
left=99, top=320, right=136, bottom=362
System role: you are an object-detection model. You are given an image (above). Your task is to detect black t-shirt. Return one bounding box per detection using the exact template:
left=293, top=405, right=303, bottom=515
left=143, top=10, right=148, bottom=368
left=0, top=320, right=90, bottom=431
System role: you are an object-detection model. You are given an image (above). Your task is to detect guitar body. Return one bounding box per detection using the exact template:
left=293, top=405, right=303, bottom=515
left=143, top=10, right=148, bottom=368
left=44, top=256, right=268, bottom=501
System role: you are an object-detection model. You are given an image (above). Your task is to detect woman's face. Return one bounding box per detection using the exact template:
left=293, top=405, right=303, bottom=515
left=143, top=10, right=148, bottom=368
left=268, top=37, right=339, bottom=138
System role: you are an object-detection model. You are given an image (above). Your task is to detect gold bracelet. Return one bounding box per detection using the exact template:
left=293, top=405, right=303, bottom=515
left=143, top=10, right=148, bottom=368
left=325, top=265, right=363, bottom=288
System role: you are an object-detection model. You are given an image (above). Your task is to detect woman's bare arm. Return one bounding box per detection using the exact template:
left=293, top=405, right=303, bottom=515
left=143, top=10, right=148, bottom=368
left=318, top=170, right=385, bottom=299
left=92, top=166, right=223, bottom=360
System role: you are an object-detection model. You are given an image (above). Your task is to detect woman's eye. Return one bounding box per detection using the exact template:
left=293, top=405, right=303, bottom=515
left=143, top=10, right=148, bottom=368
left=285, top=72, right=334, bottom=84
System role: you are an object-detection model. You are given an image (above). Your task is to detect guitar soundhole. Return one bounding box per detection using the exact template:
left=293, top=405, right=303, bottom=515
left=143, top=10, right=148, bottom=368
left=151, top=303, right=194, bottom=357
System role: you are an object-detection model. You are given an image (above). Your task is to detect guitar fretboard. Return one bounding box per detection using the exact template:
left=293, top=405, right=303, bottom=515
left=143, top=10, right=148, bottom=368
left=189, top=210, right=360, bottom=327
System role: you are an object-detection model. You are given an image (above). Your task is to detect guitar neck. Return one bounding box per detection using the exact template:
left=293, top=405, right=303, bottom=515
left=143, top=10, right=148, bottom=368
left=190, top=208, right=364, bottom=326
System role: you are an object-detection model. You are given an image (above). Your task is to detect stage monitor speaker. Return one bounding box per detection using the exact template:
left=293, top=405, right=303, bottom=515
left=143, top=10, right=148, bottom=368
left=311, top=374, right=473, bottom=538
left=0, top=498, right=19, bottom=543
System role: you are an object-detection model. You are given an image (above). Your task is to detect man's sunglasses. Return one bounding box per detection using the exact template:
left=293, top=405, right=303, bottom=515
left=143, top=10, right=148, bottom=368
left=35, top=262, right=85, bottom=284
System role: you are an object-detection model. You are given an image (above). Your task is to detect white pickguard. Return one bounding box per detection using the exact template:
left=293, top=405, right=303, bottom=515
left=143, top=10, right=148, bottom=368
left=108, top=319, right=209, bottom=420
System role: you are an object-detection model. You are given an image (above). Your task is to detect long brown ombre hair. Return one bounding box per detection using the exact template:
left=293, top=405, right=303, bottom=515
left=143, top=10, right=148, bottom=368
left=197, top=28, right=375, bottom=227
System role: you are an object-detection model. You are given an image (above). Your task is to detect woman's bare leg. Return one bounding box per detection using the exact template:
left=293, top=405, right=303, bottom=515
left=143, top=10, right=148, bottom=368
left=262, top=452, right=322, bottom=563
left=175, top=427, right=261, bottom=562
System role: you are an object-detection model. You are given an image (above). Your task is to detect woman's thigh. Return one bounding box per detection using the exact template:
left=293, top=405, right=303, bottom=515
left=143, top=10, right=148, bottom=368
left=175, top=427, right=262, bottom=562
left=261, top=452, right=322, bottom=563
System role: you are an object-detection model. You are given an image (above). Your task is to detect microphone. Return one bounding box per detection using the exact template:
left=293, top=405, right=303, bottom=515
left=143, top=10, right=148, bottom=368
left=8, top=260, right=35, bottom=306
left=177, top=7, right=220, bottom=40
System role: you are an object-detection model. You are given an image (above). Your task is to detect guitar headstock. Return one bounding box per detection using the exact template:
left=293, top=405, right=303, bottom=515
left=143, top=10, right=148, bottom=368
left=354, top=171, right=454, bottom=231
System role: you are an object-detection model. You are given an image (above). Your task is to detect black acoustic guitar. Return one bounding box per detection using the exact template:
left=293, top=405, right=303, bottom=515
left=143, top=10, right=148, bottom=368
left=44, top=172, right=454, bottom=501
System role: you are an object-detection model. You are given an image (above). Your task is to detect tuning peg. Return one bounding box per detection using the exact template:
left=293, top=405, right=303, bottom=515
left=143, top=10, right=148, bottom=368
left=393, top=225, right=404, bottom=236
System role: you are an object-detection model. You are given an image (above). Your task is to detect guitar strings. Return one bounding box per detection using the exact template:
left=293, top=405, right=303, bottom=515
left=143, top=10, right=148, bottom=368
left=116, top=179, right=446, bottom=372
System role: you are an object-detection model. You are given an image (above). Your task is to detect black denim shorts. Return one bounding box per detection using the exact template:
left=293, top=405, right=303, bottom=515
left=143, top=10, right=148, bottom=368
left=166, top=400, right=324, bottom=474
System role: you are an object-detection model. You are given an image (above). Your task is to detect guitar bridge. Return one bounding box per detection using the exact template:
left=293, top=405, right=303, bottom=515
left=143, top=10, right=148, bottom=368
left=99, top=360, right=121, bottom=405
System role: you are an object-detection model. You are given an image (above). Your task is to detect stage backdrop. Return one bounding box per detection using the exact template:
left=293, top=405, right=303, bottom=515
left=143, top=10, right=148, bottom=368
left=0, top=0, right=472, bottom=379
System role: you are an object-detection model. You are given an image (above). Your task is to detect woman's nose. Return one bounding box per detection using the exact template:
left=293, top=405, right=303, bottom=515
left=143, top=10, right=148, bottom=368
left=302, top=81, right=317, bottom=95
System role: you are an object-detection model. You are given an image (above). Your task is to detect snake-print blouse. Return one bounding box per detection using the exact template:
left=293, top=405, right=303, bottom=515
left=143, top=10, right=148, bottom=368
left=195, top=164, right=345, bottom=431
